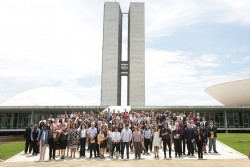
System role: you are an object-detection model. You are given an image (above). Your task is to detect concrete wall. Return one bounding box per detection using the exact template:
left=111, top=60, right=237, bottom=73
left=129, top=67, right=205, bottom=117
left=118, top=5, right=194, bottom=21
left=101, top=2, right=122, bottom=106
left=128, top=2, right=145, bottom=106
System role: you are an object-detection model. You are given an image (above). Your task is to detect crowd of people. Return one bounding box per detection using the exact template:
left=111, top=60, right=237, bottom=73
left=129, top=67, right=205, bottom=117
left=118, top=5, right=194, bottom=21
left=24, top=109, right=218, bottom=161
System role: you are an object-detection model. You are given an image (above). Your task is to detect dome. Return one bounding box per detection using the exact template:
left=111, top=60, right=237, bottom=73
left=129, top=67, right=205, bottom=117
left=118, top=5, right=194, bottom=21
left=205, top=79, right=250, bottom=106
left=0, top=87, right=84, bottom=106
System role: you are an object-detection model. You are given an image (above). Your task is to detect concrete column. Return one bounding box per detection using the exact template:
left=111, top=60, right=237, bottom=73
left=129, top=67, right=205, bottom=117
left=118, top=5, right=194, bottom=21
left=224, top=110, right=228, bottom=133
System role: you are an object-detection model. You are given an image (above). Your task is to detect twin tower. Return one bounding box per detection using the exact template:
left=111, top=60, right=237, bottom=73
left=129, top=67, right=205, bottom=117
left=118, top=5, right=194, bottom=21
left=101, top=2, right=145, bottom=107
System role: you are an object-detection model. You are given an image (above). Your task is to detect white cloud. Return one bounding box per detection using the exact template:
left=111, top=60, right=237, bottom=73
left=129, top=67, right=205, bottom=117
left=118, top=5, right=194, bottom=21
left=145, top=48, right=249, bottom=105
left=145, top=0, right=250, bottom=39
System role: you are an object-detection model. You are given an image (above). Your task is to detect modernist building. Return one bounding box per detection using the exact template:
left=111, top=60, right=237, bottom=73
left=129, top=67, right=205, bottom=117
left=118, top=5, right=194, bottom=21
left=0, top=2, right=249, bottom=133
left=101, top=2, right=145, bottom=107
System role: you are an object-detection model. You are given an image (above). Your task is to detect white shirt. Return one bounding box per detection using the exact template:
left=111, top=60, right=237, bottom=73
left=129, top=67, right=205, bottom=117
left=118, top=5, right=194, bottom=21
left=81, top=129, right=87, bottom=138
left=112, top=131, right=121, bottom=142
left=88, top=127, right=97, bottom=138
left=121, top=128, right=132, bottom=142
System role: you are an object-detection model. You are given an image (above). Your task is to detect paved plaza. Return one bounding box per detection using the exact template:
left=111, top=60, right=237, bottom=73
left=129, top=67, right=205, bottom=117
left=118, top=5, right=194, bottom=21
left=2, top=140, right=248, bottom=167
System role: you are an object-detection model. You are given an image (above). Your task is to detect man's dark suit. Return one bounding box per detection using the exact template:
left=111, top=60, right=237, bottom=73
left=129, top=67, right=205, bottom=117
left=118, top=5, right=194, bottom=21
left=24, top=126, right=32, bottom=153
left=185, top=127, right=195, bottom=155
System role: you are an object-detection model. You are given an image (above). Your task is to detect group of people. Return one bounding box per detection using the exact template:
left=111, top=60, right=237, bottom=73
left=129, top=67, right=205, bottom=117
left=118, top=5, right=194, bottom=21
left=24, top=109, right=218, bottom=161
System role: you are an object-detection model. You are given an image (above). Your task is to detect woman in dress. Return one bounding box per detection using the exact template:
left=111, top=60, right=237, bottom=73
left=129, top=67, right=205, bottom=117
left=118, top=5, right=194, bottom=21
left=65, top=123, right=70, bottom=157
left=68, top=124, right=78, bottom=158
left=59, top=124, right=68, bottom=159
left=152, top=125, right=160, bottom=158
left=98, top=125, right=108, bottom=159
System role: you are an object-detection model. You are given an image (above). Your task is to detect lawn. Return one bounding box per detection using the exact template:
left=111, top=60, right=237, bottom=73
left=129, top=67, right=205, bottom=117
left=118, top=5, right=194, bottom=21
left=217, top=133, right=250, bottom=156
left=0, top=141, right=24, bottom=160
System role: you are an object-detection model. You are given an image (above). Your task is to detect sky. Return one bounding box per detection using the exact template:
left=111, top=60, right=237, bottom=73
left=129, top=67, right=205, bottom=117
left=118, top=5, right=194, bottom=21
left=0, top=0, right=250, bottom=106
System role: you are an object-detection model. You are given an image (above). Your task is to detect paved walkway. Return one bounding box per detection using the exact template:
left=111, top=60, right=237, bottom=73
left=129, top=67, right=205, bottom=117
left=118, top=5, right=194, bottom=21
left=4, top=140, right=248, bottom=163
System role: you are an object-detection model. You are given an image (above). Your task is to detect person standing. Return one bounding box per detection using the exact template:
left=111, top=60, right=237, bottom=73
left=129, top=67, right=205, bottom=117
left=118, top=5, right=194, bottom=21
left=208, top=121, right=218, bottom=153
left=195, top=126, right=205, bottom=159
left=152, top=125, right=160, bottom=158
left=39, top=125, right=49, bottom=161
left=88, top=122, right=97, bottom=158
left=24, top=123, right=33, bottom=154
left=121, top=124, right=132, bottom=159
left=161, top=123, right=172, bottom=158
left=185, top=123, right=195, bottom=156
left=78, top=123, right=87, bottom=158
left=132, top=126, right=143, bottom=159
left=68, top=124, right=78, bottom=158
left=59, top=126, right=68, bottom=159
left=48, top=126, right=58, bottom=160
left=111, top=127, right=121, bottom=158
left=107, top=126, right=113, bottom=158
left=99, top=125, right=108, bottom=159
left=173, top=122, right=182, bottom=157
left=143, top=124, right=152, bottom=155
left=31, top=124, right=40, bottom=155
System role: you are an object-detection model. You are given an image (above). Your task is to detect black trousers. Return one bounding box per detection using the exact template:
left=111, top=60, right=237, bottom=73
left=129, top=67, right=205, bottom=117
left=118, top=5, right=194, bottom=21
left=95, top=141, right=99, bottom=157
left=79, top=138, right=86, bottom=157
left=32, top=140, right=39, bottom=154
left=121, top=142, right=129, bottom=158
left=112, top=142, right=120, bottom=156
left=181, top=135, right=185, bottom=154
left=89, top=143, right=96, bottom=157
left=49, top=142, right=56, bottom=159
left=162, top=139, right=171, bottom=157
left=174, top=139, right=182, bottom=156
left=187, top=139, right=194, bottom=155
left=25, top=139, right=32, bottom=153
left=144, top=138, right=150, bottom=153
left=197, top=142, right=203, bottom=158
left=150, top=139, right=153, bottom=151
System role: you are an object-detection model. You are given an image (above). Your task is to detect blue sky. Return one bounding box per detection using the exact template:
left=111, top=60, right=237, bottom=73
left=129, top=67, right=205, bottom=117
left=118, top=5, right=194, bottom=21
left=0, top=0, right=250, bottom=106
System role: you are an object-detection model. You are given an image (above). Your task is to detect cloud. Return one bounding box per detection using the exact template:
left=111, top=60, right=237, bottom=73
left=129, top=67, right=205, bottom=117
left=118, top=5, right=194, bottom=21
left=0, top=0, right=249, bottom=106
left=145, top=0, right=250, bottom=39
left=145, top=48, right=250, bottom=105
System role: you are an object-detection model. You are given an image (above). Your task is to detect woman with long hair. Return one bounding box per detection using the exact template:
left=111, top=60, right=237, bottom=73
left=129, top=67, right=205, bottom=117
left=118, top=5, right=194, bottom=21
left=68, top=124, right=78, bottom=158
left=59, top=124, right=68, bottom=159
left=152, top=125, right=160, bottom=158
left=78, top=123, right=87, bottom=157
left=98, top=125, right=108, bottom=159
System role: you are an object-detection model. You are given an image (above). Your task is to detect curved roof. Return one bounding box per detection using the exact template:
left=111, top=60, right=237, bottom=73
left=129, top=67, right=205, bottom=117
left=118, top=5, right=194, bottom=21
left=205, top=79, right=250, bottom=106
left=0, top=87, right=84, bottom=106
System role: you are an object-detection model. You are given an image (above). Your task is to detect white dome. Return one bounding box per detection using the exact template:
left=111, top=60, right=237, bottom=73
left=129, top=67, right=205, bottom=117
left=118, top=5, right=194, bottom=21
left=0, top=87, right=84, bottom=106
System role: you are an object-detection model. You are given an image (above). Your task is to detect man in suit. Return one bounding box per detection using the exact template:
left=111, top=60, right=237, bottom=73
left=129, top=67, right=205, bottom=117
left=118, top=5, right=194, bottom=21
left=24, top=123, right=33, bottom=154
left=161, top=123, right=172, bottom=158
left=208, top=120, right=218, bottom=153
left=185, top=123, right=195, bottom=156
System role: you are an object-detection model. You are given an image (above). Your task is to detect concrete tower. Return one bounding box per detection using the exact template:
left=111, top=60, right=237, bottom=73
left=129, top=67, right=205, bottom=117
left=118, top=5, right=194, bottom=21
left=101, top=2, right=145, bottom=107
left=128, top=2, right=145, bottom=106
left=101, top=2, right=122, bottom=106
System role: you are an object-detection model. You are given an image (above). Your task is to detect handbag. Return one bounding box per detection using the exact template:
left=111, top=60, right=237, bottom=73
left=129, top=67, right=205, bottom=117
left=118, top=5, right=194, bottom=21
left=202, top=145, right=206, bottom=152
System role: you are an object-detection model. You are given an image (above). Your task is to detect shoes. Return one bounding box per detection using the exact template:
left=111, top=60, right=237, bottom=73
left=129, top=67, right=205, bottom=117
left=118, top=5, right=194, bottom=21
left=209, top=151, right=211, bottom=153
left=214, top=151, right=218, bottom=153
left=169, top=156, right=172, bottom=158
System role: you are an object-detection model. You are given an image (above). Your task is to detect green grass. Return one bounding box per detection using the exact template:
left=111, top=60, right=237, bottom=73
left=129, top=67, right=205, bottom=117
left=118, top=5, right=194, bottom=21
left=217, top=133, right=250, bottom=156
left=0, top=141, right=25, bottom=160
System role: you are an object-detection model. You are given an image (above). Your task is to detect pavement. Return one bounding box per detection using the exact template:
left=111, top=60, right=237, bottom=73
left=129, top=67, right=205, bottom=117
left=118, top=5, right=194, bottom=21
left=1, top=140, right=249, bottom=167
